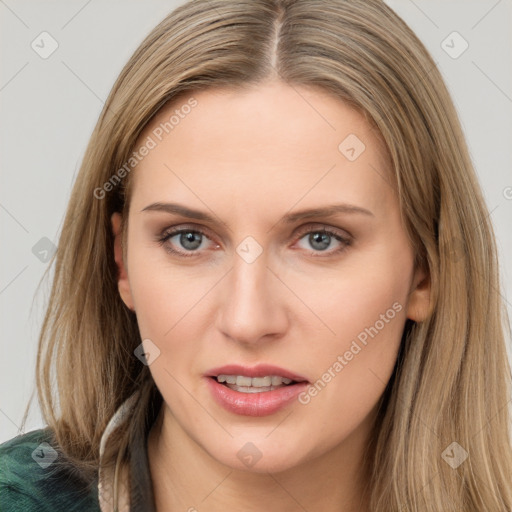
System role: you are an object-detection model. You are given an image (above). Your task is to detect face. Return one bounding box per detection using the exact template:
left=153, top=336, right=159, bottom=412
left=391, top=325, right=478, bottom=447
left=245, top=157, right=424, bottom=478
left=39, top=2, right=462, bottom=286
left=112, top=81, right=430, bottom=474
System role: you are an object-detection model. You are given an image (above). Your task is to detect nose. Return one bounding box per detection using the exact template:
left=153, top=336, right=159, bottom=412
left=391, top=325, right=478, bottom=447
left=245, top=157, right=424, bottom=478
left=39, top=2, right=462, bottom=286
left=216, top=248, right=289, bottom=346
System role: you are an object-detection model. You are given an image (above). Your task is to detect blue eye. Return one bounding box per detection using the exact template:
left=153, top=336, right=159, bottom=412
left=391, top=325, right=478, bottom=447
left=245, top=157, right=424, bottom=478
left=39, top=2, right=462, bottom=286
left=173, top=231, right=203, bottom=251
left=157, top=225, right=351, bottom=258
left=158, top=228, right=213, bottom=257
left=295, top=228, right=351, bottom=256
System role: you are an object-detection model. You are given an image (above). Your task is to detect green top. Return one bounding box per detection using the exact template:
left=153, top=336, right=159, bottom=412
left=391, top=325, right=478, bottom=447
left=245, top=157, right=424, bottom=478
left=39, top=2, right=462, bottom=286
left=0, top=428, right=101, bottom=512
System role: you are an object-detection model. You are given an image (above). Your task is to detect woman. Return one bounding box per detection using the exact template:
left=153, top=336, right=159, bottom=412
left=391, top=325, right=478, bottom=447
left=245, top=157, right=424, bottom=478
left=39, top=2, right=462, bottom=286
left=1, top=0, right=511, bottom=511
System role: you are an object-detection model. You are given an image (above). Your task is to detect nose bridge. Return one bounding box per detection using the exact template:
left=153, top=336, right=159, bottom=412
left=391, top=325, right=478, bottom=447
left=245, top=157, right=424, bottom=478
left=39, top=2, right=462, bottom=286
left=216, top=243, right=287, bottom=344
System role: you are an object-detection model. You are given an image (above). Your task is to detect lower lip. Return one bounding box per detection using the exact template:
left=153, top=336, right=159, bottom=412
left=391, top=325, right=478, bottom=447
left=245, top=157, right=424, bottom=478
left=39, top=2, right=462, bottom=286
left=205, top=377, right=309, bottom=416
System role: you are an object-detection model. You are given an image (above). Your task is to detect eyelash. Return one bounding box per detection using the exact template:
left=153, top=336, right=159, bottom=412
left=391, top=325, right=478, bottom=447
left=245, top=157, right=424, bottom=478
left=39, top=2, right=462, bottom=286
left=156, top=224, right=352, bottom=259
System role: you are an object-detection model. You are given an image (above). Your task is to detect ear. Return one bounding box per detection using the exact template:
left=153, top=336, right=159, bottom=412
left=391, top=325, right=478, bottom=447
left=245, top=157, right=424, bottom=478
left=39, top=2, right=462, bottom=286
left=406, top=265, right=430, bottom=322
left=111, top=212, right=135, bottom=311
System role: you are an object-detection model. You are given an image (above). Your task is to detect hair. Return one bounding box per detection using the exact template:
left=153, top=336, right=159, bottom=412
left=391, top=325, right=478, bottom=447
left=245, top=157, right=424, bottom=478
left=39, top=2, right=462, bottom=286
left=22, top=0, right=512, bottom=510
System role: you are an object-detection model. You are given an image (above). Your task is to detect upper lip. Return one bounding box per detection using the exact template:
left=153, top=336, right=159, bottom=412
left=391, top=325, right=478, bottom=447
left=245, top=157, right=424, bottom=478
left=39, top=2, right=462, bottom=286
left=205, top=364, right=309, bottom=383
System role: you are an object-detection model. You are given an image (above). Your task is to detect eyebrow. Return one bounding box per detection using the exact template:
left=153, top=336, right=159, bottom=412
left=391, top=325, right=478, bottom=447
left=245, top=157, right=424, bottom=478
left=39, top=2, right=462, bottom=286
left=141, top=202, right=374, bottom=225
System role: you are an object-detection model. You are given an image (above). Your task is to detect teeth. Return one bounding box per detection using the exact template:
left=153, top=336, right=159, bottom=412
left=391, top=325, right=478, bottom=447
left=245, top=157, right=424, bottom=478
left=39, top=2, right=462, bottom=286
left=252, top=376, right=272, bottom=387
left=236, top=375, right=253, bottom=387
left=229, top=385, right=277, bottom=393
left=216, top=374, right=294, bottom=388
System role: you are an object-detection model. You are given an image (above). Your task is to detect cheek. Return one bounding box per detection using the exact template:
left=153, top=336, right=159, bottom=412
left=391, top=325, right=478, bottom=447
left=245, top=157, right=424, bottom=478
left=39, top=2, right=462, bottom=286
left=292, top=251, right=410, bottom=348
left=128, top=263, right=207, bottom=407
left=126, top=239, right=211, bottom=339
left=291, top=252, right=410, bottom=412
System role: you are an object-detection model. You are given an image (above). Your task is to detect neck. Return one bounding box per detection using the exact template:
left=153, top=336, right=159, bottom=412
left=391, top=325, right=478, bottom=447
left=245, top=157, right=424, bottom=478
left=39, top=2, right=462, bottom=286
left=147, top=404, right=375, bottom=512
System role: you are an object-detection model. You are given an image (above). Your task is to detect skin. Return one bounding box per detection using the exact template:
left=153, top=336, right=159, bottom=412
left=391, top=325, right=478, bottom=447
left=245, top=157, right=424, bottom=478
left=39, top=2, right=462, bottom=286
left=111, top=80, right=430, bottom=512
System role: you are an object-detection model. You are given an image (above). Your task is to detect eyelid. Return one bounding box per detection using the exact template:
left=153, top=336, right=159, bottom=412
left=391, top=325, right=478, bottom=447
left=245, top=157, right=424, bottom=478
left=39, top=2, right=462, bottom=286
left=159, top=223, right=216, bottom=240
left=293, top=222, right=352, bottom=241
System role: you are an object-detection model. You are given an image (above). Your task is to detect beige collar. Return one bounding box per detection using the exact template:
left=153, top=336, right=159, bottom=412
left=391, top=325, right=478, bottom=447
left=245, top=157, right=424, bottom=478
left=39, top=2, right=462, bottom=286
left=98, top=392, right=139, bottom=512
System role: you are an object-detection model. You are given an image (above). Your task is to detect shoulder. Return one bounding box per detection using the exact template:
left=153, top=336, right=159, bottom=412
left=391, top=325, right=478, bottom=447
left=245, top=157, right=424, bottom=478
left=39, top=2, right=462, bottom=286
left=0, top=428, right=101, bottom=512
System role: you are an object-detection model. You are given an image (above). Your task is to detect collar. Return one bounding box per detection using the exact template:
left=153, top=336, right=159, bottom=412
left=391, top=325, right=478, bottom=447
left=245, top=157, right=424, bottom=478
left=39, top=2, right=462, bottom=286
left=98, top=391, right=139, bottom=512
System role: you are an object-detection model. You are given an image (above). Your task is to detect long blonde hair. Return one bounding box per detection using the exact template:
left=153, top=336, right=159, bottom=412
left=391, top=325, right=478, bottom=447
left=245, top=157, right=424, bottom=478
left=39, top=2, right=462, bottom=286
left=24, top=0, right=512, bottom=509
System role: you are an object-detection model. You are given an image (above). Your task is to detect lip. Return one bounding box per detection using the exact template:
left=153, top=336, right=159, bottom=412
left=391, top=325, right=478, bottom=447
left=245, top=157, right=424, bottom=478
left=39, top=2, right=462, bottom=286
left=204, top=364, right=310, bottom=417
left=206, top=377, right=309, bottom=416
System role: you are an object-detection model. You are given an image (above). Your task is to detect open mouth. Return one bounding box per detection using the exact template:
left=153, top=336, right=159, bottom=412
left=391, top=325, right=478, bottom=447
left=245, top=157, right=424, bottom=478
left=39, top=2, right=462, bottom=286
left=206, top=368, right=311, bottom=416
left=211, top=374, right=304, bottom=393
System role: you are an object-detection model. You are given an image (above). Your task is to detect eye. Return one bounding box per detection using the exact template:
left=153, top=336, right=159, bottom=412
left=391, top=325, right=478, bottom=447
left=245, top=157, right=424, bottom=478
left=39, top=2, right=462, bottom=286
left=156, top=224, right=352, bottom=258
left=157, top=226, right=218, bottom=257
left=294, top=226, right=351, bottom=256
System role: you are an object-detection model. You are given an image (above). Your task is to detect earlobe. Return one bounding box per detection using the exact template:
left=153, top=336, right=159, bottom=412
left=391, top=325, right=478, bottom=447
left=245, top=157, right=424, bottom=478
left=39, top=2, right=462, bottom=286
left=406, top=268, right=431, bottom=322
left=111, top=212, right=135, bottom=311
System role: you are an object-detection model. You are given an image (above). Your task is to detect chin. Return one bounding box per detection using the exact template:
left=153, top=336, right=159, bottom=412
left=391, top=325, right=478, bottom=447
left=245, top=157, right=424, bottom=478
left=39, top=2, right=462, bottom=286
left=208, top=437, right=312, bottom=475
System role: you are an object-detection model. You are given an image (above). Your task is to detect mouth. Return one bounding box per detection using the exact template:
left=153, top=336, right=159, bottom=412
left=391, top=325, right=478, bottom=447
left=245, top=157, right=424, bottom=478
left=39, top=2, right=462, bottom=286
left=204, top=364, right=310, bottom=416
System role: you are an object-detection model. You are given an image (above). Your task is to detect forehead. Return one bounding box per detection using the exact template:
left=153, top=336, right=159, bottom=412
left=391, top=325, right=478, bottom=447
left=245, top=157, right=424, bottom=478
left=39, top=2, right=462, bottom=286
left=129, top=81, right=394, bottom=219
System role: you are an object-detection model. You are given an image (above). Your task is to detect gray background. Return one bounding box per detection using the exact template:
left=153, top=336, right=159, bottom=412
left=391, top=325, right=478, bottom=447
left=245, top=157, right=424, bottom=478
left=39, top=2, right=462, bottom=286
left=1, top=0, right=511, bottom=442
